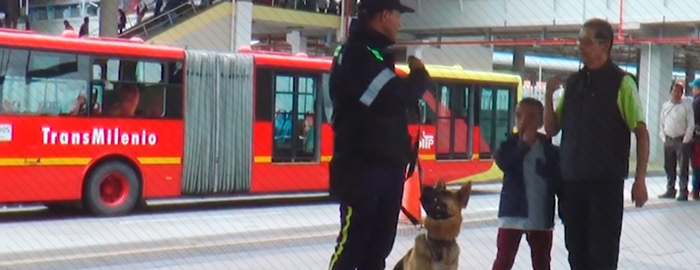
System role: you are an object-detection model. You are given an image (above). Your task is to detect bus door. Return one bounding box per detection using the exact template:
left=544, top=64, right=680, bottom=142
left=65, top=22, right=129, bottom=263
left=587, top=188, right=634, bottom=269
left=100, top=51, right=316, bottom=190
left=476, top=84, right=517, bottom=159
left=435, top=83, right=472, bottom=160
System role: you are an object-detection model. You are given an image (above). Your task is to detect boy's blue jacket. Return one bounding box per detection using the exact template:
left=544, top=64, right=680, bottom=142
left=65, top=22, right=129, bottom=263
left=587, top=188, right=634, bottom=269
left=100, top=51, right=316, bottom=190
left=494, top=132, right=565, bottom=227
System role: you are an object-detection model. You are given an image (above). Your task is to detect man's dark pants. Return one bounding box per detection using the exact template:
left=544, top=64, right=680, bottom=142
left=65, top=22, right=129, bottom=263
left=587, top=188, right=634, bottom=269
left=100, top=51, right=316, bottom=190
left=561, top=178, right=625, bottom=270
left=328, top=162, right=405, bottom=270
left=664, top=136, right=691, bottom=193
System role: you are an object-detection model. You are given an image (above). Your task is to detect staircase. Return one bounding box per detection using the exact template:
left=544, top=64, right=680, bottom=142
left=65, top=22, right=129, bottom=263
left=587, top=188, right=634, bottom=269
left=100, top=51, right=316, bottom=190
left=119, top=0, right=228, bottom=41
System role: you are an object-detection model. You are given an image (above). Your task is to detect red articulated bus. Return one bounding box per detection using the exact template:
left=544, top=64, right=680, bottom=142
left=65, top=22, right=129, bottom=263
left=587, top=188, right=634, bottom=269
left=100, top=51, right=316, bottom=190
left=0, top=29, right=522, bottom=216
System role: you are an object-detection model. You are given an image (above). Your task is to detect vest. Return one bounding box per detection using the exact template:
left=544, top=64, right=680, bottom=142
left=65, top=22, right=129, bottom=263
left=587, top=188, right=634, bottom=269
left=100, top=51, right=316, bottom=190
left=559, top=61, right=633, bottom=181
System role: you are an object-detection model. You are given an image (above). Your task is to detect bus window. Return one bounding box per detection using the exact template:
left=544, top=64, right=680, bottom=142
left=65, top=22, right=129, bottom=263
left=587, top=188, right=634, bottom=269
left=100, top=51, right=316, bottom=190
left=435, top=83, right=471, bottom=160
left=92, top=58, right=182, bottom=119
left=0, top=48, right=90, bottom=116
left=136, top=61, right=162, bottom=84
left=163, top=61, right=183, bottom=119
left=271, top=72, right=319, bottom=163
left=321, top=73, right=333, bottom=123
left=476, top=84, right=516, bottom=159
left=254, top=68, right=273, bottom=121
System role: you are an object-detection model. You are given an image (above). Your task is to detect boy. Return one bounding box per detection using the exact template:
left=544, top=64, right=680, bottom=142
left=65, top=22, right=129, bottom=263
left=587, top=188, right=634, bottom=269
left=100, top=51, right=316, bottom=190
left=492, top=98, right=563, bottom=270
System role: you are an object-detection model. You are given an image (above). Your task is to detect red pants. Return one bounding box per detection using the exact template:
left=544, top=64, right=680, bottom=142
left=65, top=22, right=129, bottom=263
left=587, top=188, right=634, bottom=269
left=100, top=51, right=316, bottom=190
left=492, top=228, right=553, bottom=270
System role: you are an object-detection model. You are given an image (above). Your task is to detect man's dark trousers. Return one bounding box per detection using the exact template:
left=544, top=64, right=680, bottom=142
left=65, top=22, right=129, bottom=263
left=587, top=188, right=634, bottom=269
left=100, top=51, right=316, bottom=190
left=664, top=136, right=690, bottom=193
left=328, top=163, right=405, bottom=270
left=561, top=178, right=625, bottom=270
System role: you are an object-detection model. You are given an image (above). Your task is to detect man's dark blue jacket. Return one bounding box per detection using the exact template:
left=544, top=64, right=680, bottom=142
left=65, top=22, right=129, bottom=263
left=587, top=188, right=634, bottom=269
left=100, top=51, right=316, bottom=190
left=494, top=132, right=565, bottom=227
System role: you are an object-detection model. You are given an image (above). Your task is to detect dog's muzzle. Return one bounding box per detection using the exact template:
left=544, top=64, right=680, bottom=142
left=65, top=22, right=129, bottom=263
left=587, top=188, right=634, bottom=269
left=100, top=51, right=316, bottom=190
left=420, top=186, right=453, bottom=220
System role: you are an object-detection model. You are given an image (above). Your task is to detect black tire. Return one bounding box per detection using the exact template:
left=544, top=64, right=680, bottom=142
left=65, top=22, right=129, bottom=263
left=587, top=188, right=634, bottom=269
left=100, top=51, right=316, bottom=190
left=83, top=162, right=141, bottom=217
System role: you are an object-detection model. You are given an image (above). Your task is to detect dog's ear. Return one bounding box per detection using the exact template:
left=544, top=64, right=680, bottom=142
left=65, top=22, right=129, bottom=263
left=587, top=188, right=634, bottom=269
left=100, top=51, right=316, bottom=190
left=457, top=182, right=472, bottom=209
left=435, top=178, right=446, bottom=190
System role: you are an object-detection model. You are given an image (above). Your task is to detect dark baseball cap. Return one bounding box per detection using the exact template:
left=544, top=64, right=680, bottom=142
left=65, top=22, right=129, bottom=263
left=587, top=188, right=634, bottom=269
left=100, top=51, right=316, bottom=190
left=357, top=0, right=416, bottom=15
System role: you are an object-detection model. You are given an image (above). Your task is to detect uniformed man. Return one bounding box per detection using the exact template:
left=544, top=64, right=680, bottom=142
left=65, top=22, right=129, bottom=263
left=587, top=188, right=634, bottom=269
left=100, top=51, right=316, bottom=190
left=326, top=0, right=431, bottom=269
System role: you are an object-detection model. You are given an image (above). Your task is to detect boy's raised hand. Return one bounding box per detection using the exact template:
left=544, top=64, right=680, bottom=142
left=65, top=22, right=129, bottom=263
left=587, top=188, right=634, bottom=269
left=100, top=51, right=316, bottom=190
left=520, top=119, right=538, bottom=146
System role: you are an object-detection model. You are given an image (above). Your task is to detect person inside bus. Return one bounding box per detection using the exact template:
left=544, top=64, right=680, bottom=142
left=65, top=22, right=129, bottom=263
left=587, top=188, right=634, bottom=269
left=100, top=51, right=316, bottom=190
left=102, top=84, right=141, bottom=117
left=69, top=94, right=88, bottom=115
left=69, top=92, right=101, bottom=116
left=103, top=99, right=121, bottom=117
left=118, top=84, right=141, bottom=117
left=300, top=111, right=315, bottom=154
left=2, top=100, right=14, bottom=112
left=141, top=89, right=165, bottom=118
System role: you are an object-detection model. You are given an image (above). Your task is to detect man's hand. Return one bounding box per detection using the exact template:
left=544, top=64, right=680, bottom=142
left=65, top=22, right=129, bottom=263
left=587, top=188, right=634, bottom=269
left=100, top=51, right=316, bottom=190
left=408, top=56, right=425, bottom=70
left=632, top=175, right=648, bottom=208
left=545, top=76, right=563, bottom=97
left=520, top=127, right=537, bottom=146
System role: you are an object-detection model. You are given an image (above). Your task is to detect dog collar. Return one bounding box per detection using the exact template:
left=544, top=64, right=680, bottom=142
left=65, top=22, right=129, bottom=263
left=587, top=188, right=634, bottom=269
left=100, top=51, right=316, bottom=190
left=425, top=234, right=456, bottom=264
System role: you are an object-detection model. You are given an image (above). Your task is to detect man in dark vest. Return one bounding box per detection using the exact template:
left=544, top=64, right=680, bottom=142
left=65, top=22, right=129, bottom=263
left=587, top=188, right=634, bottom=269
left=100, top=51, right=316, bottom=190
left=543, top=18, right=650, bottom=270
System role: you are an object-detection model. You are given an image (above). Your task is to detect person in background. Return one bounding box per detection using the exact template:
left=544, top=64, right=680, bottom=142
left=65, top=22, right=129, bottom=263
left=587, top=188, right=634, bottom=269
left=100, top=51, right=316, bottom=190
left=543, top=18, right=649, bottom=270
left=492, top=97, right=562, bottom=270
left=154, top=0, right=164, bottom=18
left=4, top=0, right=18, bottom=29
left=135, top=0, right=147, bottom=24
left=117, top=8, right=127, bottom=34
left=658, top=82, right=695, bottom=201
left=317, top=0, right=329, bottom=13
left=79, top=17, right=89, bottom=37
left=63, top=20, right=74, bottom=30
left=689, top=78, right=700, bottom=199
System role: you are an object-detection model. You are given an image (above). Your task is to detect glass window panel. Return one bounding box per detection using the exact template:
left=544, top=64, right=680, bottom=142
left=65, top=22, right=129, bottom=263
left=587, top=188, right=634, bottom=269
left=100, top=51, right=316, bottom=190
left=495, top=88, right=512, bottom=148
left=438, top=85, right=450, bottom=118
left=1, top=49, right=90, bottom=115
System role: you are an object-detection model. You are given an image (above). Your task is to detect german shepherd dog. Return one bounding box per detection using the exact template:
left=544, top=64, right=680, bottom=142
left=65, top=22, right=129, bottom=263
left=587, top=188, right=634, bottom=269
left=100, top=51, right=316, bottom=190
left=393, top=179, right=472, bottom=270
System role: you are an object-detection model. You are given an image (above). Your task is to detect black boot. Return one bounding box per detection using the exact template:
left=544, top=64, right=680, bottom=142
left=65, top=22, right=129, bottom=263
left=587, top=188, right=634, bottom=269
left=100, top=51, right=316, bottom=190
left=677, top=189, right=689, bottom=201
left=659, top=188, right=677, bottom=199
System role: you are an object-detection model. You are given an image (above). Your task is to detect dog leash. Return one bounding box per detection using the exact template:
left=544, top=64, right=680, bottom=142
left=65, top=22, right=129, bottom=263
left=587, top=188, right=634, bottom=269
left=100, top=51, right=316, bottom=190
left=400, top=128, right=424, bottom=228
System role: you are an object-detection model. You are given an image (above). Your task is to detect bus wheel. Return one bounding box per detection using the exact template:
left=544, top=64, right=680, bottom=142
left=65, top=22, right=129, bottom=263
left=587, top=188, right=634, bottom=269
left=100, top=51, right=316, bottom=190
left=83, top=162, right=141, bottom=217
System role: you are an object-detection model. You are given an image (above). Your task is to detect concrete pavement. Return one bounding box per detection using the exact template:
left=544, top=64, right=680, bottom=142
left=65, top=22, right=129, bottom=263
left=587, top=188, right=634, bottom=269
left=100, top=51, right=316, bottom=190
left=0, top=176, right=685, bottom=269
left=4, top=200, right=700, bottom=270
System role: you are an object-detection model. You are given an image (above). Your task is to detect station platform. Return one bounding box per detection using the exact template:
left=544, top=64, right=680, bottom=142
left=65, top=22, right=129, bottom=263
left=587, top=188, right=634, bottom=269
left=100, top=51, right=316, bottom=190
left=65, top=202, right=700, bottom=270
left=0, top=176, right=691, bottom=269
